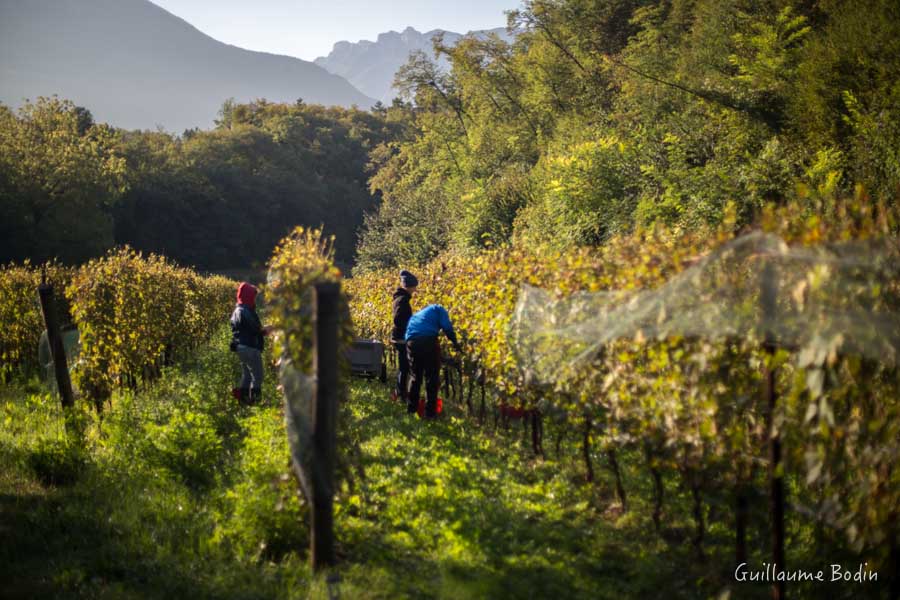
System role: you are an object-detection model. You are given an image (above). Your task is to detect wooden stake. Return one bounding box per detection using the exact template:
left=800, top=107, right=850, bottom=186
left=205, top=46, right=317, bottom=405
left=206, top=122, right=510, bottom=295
left=37, top=283, right=75, bottom=417
left=761, top=262, right=785, bottom=600
left=311, top=282, right=339, bottom=570
left=583, top=415, right=594, bottom=483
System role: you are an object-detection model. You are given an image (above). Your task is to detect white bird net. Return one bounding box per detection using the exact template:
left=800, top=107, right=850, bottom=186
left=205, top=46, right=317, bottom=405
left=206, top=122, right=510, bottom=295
left=281, top=357, right=316, bottom=501
left=267, top=267, right=318, bottom=501
left=510, top=231, right=900, bottom=385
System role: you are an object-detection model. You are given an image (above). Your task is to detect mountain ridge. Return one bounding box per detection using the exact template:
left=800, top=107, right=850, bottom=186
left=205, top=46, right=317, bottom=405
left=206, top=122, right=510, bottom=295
left=315, top=26, right=514, bottom=104
left=0, top=0, right=376, bottom=131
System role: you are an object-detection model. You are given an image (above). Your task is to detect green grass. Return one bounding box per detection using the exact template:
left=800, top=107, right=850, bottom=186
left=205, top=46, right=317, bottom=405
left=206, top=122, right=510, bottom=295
left=0, top=330, right=891, bottom=599
left=337, top=388, right=664, bottom=599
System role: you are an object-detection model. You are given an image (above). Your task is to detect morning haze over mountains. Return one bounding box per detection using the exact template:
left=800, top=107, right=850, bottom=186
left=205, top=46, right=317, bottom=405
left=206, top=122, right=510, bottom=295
left=0, top=0, right=511, bottom=132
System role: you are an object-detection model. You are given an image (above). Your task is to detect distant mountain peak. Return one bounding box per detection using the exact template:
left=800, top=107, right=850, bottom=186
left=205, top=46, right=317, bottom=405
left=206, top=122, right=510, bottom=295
left=315, top=26, right=515, bottom=104
left=0, top=0, right=376, bottom=131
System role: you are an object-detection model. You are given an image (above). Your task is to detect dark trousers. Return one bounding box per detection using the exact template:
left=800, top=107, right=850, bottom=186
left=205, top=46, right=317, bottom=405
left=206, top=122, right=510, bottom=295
left=394, top=342, right=409, bottom=400
left=407, top=336, right=441, bottom=416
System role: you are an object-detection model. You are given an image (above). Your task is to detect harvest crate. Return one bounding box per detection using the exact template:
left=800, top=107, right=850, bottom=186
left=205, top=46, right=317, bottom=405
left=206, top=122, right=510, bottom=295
left=347, top=339, right=386, bottom=381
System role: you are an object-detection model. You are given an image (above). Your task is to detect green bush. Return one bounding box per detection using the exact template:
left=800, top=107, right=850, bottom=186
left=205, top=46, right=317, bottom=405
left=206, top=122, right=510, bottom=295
left=526, top=135, right=639, bottom=247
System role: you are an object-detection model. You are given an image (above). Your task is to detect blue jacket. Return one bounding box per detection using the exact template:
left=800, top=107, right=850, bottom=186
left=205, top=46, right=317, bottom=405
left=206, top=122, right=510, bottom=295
left=231, top=305, right=265, bottom=351
left=405, top=304, right=458, bottom=345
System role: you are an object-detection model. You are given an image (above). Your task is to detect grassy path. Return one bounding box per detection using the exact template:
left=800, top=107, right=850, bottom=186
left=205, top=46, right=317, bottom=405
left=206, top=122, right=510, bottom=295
left=334, top=382, right=656, bottom=598
left=1, top=336, right=850, bottom=599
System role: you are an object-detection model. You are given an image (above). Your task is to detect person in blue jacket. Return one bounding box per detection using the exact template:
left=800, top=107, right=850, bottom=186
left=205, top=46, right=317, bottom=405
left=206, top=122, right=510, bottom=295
left=405, top=304, right=462, bottom=418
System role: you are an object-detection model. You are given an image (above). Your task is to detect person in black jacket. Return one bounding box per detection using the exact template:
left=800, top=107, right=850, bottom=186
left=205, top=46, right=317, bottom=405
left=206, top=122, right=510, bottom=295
left=230, top=282, right=272, bottom=406
left=390, top=270, right=417, bottom=403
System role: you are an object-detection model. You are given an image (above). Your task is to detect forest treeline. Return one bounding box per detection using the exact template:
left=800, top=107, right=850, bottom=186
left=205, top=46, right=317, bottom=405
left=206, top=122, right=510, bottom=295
left=356, top=0, right=900, bottom=271
left=1, top=0, right=898, bottom=272
left=0, top=97, right=410, bottom=269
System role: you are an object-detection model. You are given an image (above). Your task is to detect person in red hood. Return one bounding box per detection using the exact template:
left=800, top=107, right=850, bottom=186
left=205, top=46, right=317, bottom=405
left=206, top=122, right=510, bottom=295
left=230, top=282, right=272, bottom=405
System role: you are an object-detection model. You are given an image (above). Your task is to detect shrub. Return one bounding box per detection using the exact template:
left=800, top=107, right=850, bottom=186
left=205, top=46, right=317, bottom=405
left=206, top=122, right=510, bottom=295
left=67, top=247, right=236, bottom=400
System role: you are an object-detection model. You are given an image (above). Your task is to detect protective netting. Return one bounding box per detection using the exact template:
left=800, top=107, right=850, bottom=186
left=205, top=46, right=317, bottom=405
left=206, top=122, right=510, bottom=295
left=267, top=267, right=318, bottom=501
left=38, top=327, right=80, bottom=393
left=510, top=231, right=900, bottom=384
left=281, top=357, right=316, bottom=500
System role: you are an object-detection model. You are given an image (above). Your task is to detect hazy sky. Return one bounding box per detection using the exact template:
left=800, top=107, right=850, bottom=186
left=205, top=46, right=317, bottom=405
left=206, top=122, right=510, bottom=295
left=150, top=0, right=518, bottom=61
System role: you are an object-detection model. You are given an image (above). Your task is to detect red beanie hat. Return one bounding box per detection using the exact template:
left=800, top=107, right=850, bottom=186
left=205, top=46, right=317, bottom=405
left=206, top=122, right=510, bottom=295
left=236, top=282, right=257, bottom=308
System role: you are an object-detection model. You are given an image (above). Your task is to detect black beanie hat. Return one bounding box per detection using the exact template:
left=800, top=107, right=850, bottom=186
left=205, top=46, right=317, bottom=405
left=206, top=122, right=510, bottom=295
left=400, top=270, right=418, bottom=288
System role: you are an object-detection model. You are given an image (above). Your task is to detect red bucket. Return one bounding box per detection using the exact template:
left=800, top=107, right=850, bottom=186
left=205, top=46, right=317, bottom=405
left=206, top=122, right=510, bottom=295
left=417, top=397, right=444, bottom=418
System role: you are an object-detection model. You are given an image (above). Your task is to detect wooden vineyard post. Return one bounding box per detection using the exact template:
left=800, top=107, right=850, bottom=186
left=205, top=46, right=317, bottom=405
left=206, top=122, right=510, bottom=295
left=311, top=282, right=339, bottom=570
left=735, top=480, right=750, bottom=566
left=38, top=282, right=76, bottom=423
left=465, top=358, right=475, bottom=416
left=478, top=370, right=486, bottom=425
left=583, top=414, right=594, bottom=483
left=443, top=363, right=450, bottom=398
left=761, top=262, right=785, bottom=600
